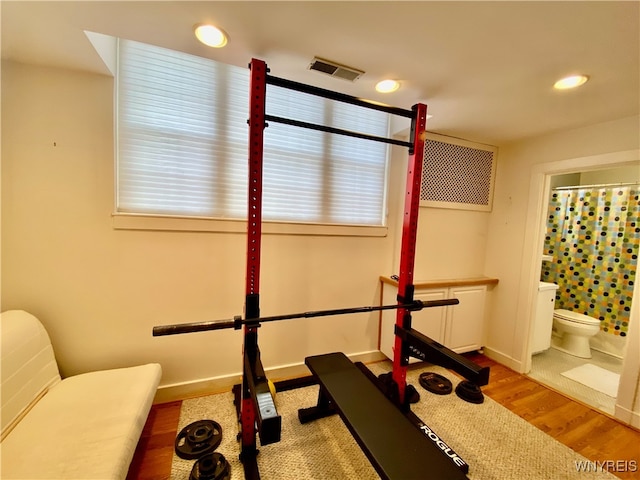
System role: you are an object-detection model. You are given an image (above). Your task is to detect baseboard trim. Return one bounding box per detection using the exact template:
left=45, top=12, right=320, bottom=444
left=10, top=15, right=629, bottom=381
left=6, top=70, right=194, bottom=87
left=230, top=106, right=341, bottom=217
left=615, top=403, right=640, bottom=429
left=591, top=346, right=624, bottom=360
left=482, top=347, right=522, bottom=372
left=154, top=350, right=386, bottom=403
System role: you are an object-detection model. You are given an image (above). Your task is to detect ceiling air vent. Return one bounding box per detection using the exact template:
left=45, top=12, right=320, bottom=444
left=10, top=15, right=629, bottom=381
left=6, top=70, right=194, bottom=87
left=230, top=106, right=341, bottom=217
left=308, top=57, right=364, bottom=82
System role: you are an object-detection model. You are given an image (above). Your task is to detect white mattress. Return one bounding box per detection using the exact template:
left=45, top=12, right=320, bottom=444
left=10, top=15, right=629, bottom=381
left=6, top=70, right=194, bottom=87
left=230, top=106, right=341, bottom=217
left=1, top=363, right=162, bottom=479
left=1, top=310, right=61, bottom=438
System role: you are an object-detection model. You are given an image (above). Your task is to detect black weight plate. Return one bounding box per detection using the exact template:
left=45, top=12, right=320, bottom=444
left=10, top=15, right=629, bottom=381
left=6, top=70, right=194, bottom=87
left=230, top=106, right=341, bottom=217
left=406, top=383, right=420, bottom=403
left=419, top=372, right=453, bottom=395
left=455, top=380, right=485, bottom=404
left=175, top=420, right=223, bottom=460
left=190, top=452, right=231, bottom=480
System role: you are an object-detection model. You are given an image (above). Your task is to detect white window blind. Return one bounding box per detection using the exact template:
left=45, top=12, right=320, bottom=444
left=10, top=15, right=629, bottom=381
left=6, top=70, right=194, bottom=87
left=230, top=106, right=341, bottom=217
left=117, top=40, right=390, bottom=227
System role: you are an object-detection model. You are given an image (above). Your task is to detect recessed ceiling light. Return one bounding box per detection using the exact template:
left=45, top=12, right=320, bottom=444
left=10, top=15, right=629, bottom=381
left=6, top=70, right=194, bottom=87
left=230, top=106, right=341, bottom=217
left=375, top=79, right=400, bottom=93
left=194, top=24, right=228, bottom=48
left=553, top=74, right=589, bottom=90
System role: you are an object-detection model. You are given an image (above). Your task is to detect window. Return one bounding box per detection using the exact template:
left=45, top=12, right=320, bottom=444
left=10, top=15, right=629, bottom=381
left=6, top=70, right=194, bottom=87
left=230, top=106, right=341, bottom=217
left=116, top=40, right=391, bottom=230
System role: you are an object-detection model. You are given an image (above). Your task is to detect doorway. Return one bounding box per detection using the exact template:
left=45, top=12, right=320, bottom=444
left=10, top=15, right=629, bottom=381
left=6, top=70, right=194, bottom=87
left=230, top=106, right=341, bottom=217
left=519, top=152, right=640, bottom=426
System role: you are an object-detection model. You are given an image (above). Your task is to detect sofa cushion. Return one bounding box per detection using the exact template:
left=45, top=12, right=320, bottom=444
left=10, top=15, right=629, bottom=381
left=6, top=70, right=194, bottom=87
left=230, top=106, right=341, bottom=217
left=1, top=310, right=61, bottom=439
left=1, top=363, right=162, bottom=479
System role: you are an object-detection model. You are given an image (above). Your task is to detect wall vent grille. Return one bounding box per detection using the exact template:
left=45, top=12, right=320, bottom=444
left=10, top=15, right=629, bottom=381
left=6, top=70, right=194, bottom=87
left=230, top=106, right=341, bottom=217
left=420, top=133, right=498, bottom=212
left=308, top=57, right=364, bottom=82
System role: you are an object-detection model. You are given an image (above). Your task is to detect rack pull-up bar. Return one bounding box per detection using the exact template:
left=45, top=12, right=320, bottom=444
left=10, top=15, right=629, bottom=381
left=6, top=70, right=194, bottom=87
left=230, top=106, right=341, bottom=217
left=265, top=114, right=412, bottom=148
left=152, top=298, right=459, bottom=337
left=264, top=73, right=414, bottom=149
left=267, top=75, right=414, bottom=118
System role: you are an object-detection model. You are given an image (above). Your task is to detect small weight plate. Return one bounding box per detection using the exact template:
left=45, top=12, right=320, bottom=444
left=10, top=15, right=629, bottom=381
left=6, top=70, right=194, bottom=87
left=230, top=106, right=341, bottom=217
left=455, top=380, right=485, bottom=404
left=190, top=452, right=231, bottom=480
left=419, top=372, right=453, bottom=395
left=175, top=420, right=223, bottom=460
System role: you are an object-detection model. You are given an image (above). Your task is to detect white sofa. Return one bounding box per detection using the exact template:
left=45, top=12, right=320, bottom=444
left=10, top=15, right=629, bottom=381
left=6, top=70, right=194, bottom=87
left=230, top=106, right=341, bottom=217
left=1, top=310, right=162, bottom=479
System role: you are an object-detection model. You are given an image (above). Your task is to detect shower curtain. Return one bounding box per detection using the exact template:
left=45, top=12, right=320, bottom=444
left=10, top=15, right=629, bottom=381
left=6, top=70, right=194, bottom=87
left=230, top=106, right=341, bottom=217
left=542, top=185, right=639, bottom=337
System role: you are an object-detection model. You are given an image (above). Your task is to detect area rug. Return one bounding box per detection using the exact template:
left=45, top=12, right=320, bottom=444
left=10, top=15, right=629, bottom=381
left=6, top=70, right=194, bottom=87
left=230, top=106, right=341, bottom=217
left=561, top=363, right=621, bottom=397
left=171, top=361, right=616, bottom=479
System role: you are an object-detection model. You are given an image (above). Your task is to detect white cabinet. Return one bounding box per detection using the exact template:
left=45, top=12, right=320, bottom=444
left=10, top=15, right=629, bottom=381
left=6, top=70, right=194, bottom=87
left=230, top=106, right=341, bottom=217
left=446, top=285, right=487, bottom=353
left=531, top=282, right=559, bottom=354
left=379, top=279, right=490, bottom=361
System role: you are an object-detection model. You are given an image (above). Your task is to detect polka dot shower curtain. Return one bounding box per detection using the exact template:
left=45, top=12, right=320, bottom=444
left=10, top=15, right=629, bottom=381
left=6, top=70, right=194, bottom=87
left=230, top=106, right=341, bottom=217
left=542, top=186, right=639, bottom=338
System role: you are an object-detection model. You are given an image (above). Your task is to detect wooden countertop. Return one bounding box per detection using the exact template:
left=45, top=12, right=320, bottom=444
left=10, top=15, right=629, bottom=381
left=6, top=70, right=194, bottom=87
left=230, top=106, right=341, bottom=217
left=379, top=275, right=499, bottom=289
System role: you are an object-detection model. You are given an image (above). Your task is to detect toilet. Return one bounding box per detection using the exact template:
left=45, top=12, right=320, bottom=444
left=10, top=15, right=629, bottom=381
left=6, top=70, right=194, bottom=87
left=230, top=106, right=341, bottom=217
left=551, top=309, right=601, bottom=358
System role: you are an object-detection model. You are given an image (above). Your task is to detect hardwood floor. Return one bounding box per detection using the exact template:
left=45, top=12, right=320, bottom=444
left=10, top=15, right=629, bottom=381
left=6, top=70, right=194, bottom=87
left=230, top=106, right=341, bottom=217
left=467, top=353, right=639, bottom=479
left=126, top=355, right=639, bottom=479
left=126, top=401, right=182, bottom=480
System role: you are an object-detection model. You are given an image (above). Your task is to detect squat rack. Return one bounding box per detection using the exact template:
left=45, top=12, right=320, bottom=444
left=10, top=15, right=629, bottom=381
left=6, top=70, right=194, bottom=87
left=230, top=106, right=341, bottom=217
left=242, top=58, right=426, bottom=475
left=246, top=59, right=425, bottom=381
left=154, top=58, right=488, bottom=479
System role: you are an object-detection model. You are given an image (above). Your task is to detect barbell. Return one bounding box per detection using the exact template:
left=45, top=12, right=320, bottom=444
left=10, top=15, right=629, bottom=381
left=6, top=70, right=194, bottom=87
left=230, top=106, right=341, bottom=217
left=152, top=298, right=459, bottom=337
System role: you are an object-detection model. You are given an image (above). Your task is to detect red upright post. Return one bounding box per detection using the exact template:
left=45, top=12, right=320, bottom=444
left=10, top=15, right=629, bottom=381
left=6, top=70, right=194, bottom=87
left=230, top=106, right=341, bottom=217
left=241, top=58, right=267, bottom=459
left=392, top=103, right=428, bottom=405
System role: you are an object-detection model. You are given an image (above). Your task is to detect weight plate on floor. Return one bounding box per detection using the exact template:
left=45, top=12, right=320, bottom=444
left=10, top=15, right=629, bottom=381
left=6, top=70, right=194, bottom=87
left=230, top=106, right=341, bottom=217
left=175, top=420, right=223, bottom=460
left=406, top=383, right=421, bottom=403
left=455, top=380, right=485, bottom=404
left=419, top=372, right=453, bottom=395
left=190, top=452, right=231, bottom=480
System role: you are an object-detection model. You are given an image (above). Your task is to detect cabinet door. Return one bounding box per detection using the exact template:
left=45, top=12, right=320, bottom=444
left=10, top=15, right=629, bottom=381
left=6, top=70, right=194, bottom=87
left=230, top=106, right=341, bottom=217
left=411, top=290, right=447, bottom=344
left=379, top=286, right=447, bottom=362
left=379, top=284, right=398, bottom=360
left=445, top=286, right=486, bottom=353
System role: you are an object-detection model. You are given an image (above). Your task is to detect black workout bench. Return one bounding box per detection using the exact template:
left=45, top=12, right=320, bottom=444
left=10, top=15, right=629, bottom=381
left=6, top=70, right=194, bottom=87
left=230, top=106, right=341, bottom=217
left=298, top=352, right=469, bottom=480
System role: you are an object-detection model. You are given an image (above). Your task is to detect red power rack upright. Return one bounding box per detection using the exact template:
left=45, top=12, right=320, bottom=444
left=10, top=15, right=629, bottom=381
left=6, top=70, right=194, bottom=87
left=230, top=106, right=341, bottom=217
left=238, top=59, right=280, bottom=478
left=392, top=103, right=428, bottom=403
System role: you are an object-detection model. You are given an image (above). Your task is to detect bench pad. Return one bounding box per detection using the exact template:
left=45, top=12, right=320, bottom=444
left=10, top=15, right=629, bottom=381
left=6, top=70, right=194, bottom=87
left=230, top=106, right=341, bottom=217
left=304, top=352, right=468, bottom=480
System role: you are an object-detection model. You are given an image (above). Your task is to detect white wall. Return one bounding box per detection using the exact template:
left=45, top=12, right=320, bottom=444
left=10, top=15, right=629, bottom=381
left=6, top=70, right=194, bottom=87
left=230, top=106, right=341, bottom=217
left=1, top=62, right=493, bottom=395
left=387, top=145, right=492, bottom=280
left=580, top=164, right=640, bottom=184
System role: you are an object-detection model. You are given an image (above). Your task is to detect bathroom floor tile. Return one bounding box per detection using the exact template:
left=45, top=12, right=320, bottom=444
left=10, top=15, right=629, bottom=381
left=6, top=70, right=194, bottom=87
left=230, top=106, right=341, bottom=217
left=527, top=347, right=623, bottom=415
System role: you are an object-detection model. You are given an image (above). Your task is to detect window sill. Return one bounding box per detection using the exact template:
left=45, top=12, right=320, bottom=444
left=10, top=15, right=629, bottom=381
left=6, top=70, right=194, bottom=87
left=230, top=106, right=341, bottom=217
left=111, top=213, right=388, bottom=237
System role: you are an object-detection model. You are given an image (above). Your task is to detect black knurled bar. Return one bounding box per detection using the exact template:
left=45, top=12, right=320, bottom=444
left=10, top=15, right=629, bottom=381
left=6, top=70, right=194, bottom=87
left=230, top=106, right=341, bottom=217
left=152, top=298, right=458, bottom=337
left=265, top=114, right=413, bottom=148
left=267, top=74, right=414, bottom=118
